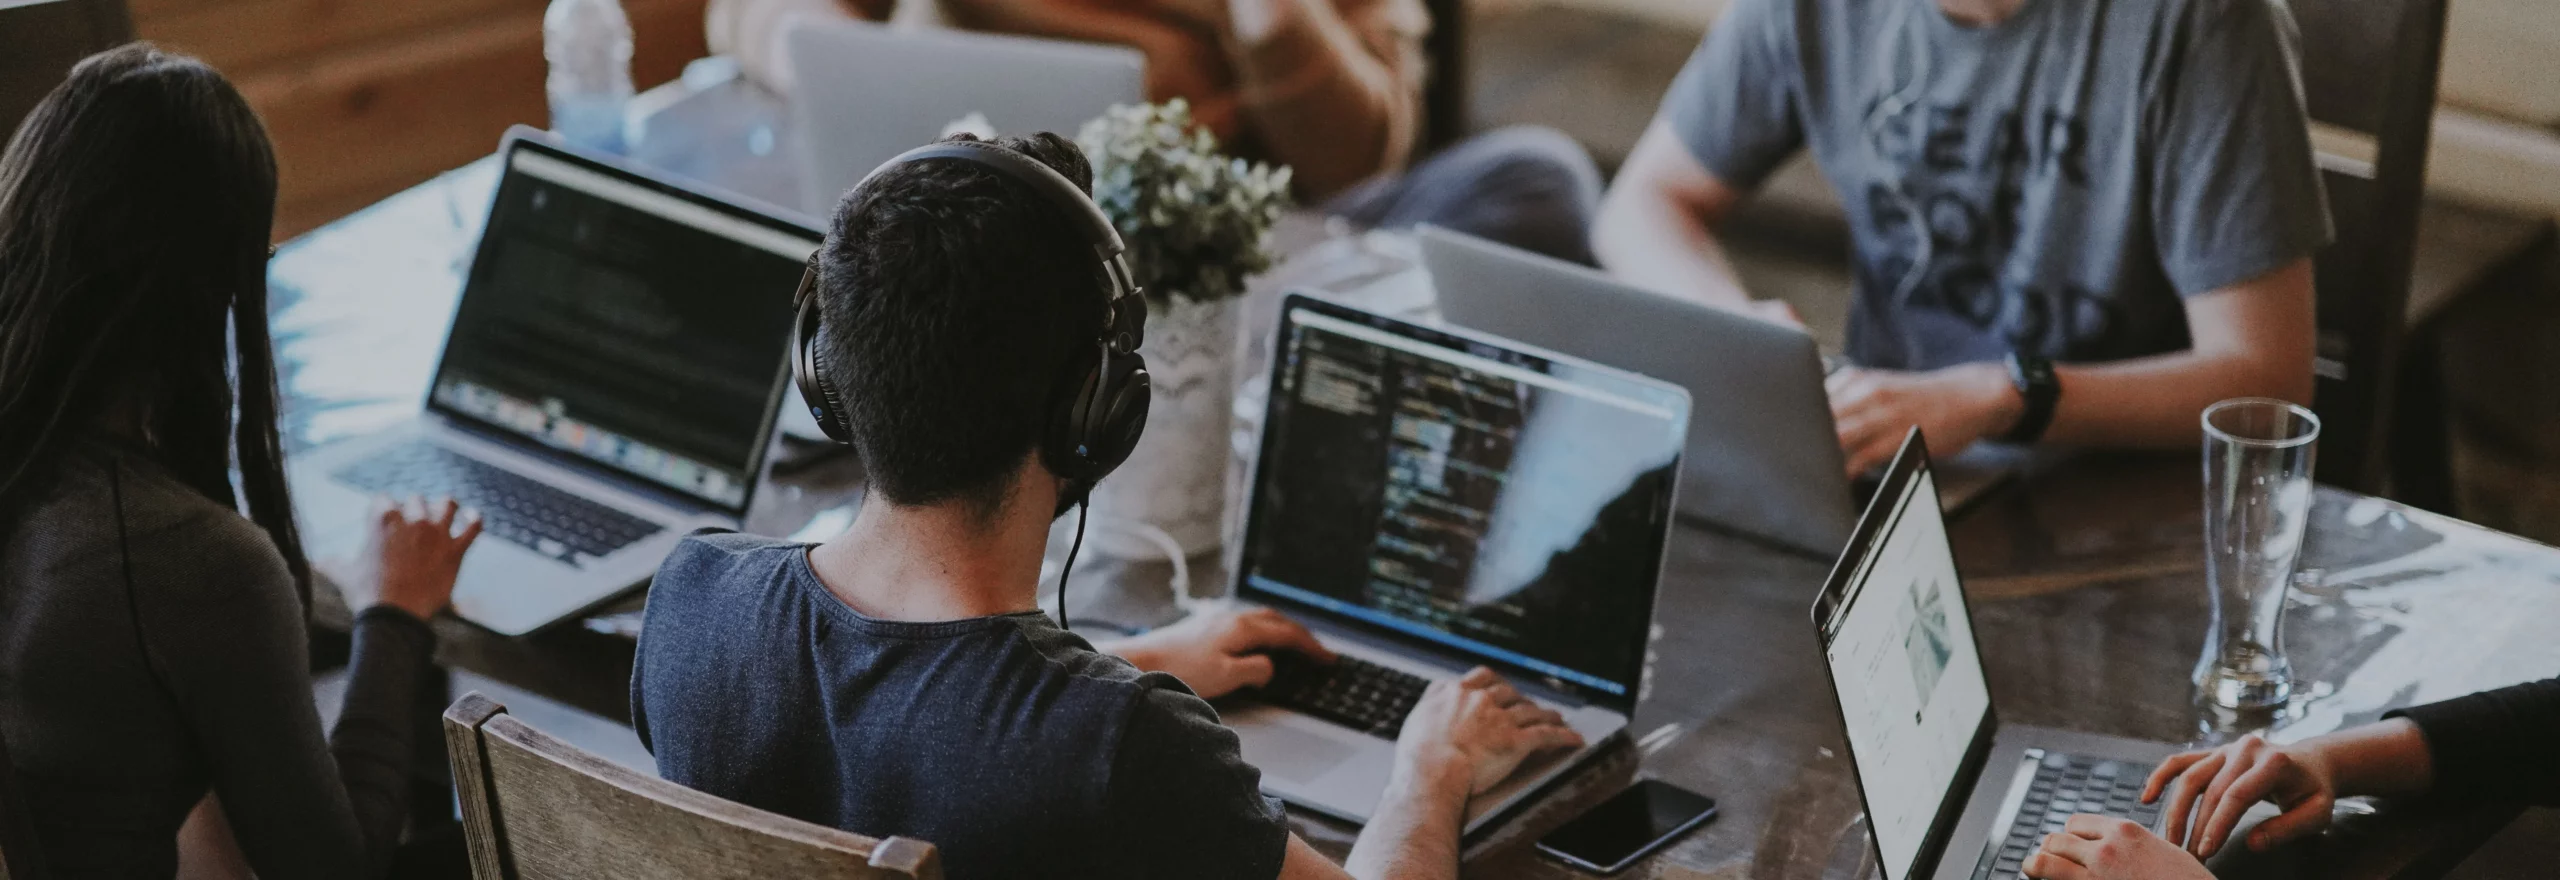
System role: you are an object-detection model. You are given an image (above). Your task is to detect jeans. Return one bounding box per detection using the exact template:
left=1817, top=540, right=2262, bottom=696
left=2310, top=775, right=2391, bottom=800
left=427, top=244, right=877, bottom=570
left=1325, top=125, right=1604, bottom=266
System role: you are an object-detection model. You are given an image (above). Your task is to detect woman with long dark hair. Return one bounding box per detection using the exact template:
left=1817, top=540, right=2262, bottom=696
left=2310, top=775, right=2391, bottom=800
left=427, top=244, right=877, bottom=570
left=0, top=45, right=480, bottom=878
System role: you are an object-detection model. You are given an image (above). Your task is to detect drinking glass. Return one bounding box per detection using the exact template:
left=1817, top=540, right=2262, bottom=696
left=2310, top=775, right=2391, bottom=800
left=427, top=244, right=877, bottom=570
left=2196, top=398, right=2320, bottom=710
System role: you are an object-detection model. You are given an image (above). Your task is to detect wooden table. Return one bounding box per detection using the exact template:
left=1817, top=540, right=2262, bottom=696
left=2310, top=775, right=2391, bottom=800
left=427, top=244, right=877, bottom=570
left=273, top=70, right=2560, bottom=879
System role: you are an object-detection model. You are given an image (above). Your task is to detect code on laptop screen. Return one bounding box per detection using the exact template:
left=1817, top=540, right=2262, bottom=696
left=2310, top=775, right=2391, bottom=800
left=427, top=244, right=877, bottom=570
left=1238, top=305, right=1685, bottom=701
left=431, top=147, right=813, bottom=510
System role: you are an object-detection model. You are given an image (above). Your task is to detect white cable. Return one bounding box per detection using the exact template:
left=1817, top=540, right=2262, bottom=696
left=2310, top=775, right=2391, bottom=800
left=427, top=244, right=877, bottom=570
left=1091, top=514, right=1193, bottom=610
left=1863, top=0, right=1937, bottom=365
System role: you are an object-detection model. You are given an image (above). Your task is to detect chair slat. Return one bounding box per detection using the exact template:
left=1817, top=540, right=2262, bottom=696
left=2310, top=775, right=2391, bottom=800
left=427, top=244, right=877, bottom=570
left=441, top=693, right=941, bottom=880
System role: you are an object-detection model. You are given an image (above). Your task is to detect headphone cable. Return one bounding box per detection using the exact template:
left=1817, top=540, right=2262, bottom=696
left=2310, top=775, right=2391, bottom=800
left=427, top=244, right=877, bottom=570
left=1056, top=496, right=1089, bottom=631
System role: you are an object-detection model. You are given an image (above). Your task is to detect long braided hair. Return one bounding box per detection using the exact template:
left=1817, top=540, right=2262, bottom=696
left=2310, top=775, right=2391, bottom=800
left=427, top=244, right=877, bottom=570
left=0, top=44, right=308, bottom=604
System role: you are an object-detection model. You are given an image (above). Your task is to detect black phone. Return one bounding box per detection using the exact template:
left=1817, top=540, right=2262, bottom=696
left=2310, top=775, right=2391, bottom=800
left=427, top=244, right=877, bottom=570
left=1534, top=779, right=1718, bottom=874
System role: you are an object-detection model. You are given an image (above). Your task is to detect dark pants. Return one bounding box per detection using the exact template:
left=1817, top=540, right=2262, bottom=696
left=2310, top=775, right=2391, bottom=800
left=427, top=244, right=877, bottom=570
left=1325, top=125, right=1604, bottom=266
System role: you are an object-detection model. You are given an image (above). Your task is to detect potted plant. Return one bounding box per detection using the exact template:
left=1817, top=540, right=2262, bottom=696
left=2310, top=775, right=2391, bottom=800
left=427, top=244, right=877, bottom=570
left=1075, top=99, right=1291, bottom=557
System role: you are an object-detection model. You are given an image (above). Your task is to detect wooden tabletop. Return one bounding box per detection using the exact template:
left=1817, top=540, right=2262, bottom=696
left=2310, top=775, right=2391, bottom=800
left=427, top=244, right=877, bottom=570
left=272, top=73, right=2560, bottom=879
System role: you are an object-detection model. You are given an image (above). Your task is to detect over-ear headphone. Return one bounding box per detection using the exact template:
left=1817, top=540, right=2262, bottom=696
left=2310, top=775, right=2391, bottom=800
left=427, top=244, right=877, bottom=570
left=788, top=139, right=1152, bottom=511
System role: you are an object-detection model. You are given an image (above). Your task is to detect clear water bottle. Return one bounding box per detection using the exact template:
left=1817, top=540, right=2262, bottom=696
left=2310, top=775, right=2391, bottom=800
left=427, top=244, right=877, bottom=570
left=543, top=0, right=634, bottom=153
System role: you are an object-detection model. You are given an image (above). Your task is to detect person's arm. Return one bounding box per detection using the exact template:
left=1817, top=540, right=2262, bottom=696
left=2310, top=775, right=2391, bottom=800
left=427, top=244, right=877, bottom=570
left=1591, top=122, right=1767, bottom=317
left=1828, top=258, right=2315, bottom=475
left=2388, top=677, right=2560, bottom=806
left=1591, top=0, right=1805, bottom=324
left=1222, top=0, right=1425, bottom=198
left=148, top=496, right=476, bottom=879
left=2028, top=716, right=2434, bottom=879
left=143, top=535, right=419, bottom=877
left=1342, top=667, right=1584, bottom=879
left=1098, top=605, right=1336, bottom=699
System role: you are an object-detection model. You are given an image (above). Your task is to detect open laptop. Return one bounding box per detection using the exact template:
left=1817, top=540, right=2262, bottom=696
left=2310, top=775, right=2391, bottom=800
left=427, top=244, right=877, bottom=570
left=1221, top=293, right=1688, bottom=835
left=786, top=19, right=1143, bottom=215
left=1812, top=429, right=2177, bottom=880
left=1421, top=227, right=2019, bottom=558
left=289, top=129, right=818, bottom=636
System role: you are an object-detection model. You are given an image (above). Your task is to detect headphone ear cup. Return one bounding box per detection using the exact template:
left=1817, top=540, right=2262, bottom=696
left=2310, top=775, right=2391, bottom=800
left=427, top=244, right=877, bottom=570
left=1044, top=363, right=1102, bottom=482
left=1085, top=357, right=1149, bottom=477
left=1043, top=349, right=1151, bottom=485
left=811, top=344, right=855, bottom=444
left=790, top=289, right=855, bottom=445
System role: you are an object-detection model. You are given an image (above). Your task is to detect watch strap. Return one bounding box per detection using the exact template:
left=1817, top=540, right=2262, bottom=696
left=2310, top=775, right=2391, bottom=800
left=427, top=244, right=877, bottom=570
left=2003, top=353, right=2059, bottom=444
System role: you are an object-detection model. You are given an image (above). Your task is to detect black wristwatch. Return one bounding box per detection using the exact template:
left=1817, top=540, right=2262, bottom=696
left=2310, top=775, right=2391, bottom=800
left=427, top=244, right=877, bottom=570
left=2002, top=352, right=2059, bottom=444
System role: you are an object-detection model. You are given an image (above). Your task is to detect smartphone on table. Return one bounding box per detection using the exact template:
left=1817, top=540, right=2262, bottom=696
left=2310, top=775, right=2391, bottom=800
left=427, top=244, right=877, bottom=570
left=1534, top=779, right=1718, bottom=874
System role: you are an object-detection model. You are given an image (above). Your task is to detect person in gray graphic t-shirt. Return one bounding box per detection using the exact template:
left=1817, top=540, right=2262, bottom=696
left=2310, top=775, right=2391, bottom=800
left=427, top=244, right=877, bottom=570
left=1593, top=0, right=2331, bottom=476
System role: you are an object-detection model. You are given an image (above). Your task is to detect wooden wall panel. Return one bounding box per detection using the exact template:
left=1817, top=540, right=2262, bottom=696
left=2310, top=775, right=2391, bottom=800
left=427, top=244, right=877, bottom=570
left=135, top=0, right=708, bottom=236
left=137, top=0, right=533, bottom=75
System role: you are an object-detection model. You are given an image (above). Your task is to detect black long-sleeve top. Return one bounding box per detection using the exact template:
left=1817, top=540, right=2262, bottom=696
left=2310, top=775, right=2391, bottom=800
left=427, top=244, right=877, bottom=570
left=0, top=447, right=434, bottom=879
left=2388, top=677, right=2560, bottom=806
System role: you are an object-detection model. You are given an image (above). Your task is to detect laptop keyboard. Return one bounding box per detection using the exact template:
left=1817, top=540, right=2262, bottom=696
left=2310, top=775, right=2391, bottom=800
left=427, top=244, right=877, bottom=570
left=1256, top=654, right=1432, bottom=738
left=332, top=443, right=665, bottom=564
left=1974, top=751, right=2162, bottom=880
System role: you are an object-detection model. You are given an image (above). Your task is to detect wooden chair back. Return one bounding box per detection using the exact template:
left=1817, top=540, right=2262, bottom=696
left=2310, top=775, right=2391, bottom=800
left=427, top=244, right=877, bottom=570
left=2285, top=0, right=2449, bottom=491
left=442, top=693, right=942, bottom=880
left=0, top=0, right=132, bottom=141
left=0, top=724, right=48, bottom=880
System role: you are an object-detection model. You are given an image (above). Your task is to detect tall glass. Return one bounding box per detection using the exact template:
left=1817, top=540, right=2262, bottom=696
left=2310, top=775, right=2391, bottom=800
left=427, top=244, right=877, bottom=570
left=2196, top=398, right=2320, bottom=710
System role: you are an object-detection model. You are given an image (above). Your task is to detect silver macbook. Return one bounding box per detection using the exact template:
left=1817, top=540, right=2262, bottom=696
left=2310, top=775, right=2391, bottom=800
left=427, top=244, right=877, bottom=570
left=785, top=19, right=1143, bottom=215
left=289, top=129, right=818, bottom=636
left=1421, top=226, right=2017, bottom=558
left=1813, top=429, right=2177, bottom=880
left=1223, top=293, right=1687, bottom=835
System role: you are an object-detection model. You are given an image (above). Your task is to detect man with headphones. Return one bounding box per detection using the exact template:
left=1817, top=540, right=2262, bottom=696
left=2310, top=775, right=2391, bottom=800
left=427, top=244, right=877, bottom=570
left=1591, top=0, right=2330, bottom=478
left=630, top=133, right=1580, bottom=879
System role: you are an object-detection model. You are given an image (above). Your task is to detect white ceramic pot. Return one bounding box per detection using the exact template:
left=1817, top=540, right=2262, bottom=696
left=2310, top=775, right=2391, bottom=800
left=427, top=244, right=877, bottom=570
left=1087, top=293, right=1242, bottom=558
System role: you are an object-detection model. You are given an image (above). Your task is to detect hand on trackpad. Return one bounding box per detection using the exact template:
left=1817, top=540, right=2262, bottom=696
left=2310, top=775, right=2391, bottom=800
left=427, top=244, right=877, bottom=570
left=2199, top=802, right=2307, bottom=880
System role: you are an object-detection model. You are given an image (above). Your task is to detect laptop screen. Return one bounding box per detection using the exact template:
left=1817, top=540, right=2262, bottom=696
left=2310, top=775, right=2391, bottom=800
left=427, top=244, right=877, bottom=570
left=429, top=140, right=817, bottom=514
left=1236, top=296, right=1687, bottom=708
left=1815, top=453, right=1994, bottom=880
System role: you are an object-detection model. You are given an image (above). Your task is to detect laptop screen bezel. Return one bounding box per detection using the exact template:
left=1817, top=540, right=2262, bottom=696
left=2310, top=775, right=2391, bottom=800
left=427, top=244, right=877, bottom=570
left=1232, top=292, right=1687, bottom=714
left=425, top=130, right=819, bottom=519
left=1808, top=429, right=2001, bottom=880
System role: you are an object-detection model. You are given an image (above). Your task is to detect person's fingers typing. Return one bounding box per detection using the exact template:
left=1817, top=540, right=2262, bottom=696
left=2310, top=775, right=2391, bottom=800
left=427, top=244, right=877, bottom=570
left=2160, top=750, right=2227, bottom=846
left=2145, top=752, right=2204, bottom=803
left=2197, top=753, right=2289, bottom=857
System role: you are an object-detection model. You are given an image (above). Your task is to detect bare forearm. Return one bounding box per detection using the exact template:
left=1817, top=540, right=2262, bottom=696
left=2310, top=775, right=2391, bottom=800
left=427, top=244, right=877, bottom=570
left=2042, top=347, right=2310, bottom=448
left=1592, top=186, right=1753, bottom=312
left=1343, top=768, right=1465, bottom=880
left=2305, top=718, right=2436, bottom=798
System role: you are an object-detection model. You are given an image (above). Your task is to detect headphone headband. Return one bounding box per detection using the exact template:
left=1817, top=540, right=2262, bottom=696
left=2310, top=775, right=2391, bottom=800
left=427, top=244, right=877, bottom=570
left=857, top=140, right=1128, bottom=266
left=791, top=138, right=1151, bottom=482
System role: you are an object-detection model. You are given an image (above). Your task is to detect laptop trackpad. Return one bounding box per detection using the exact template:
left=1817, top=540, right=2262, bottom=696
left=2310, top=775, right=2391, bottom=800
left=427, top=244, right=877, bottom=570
left=1240, top=720, right=1360, bottom=785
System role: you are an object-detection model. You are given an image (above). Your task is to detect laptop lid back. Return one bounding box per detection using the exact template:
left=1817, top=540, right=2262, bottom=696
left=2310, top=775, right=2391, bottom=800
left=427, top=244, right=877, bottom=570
left=1810, top=430, right=1999, bottom=880
left=1420, top=226, right=1854, bottom=556
left=786, top=19, right=1144, bottom=214
left=428, top=132, right=819, bottom=519
left=1234, top=293, right=1690, bottom=715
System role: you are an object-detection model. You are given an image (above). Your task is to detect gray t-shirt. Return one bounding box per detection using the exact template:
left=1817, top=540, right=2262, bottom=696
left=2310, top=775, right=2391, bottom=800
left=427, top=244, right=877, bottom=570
left=633, top=532, right=1290, bottom=880
left=1666, top=0, right=2331, bottom=369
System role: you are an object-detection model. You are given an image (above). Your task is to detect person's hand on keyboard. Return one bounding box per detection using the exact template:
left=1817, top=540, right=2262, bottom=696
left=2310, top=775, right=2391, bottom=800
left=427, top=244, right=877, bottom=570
left=342, top=495, right=484, bottom=622
left=2148, top=731, right=2354, bottom=858
left=2025, top=815, right=2211, bottom=880
left=1392, top=667, right=1585, bottom=800
left=1103, top=606, right=1336, bottom=700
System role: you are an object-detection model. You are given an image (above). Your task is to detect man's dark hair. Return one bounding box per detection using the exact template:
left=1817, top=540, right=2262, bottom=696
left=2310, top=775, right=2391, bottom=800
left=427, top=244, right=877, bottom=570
left=817, top=132, right=1108, bottom=516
